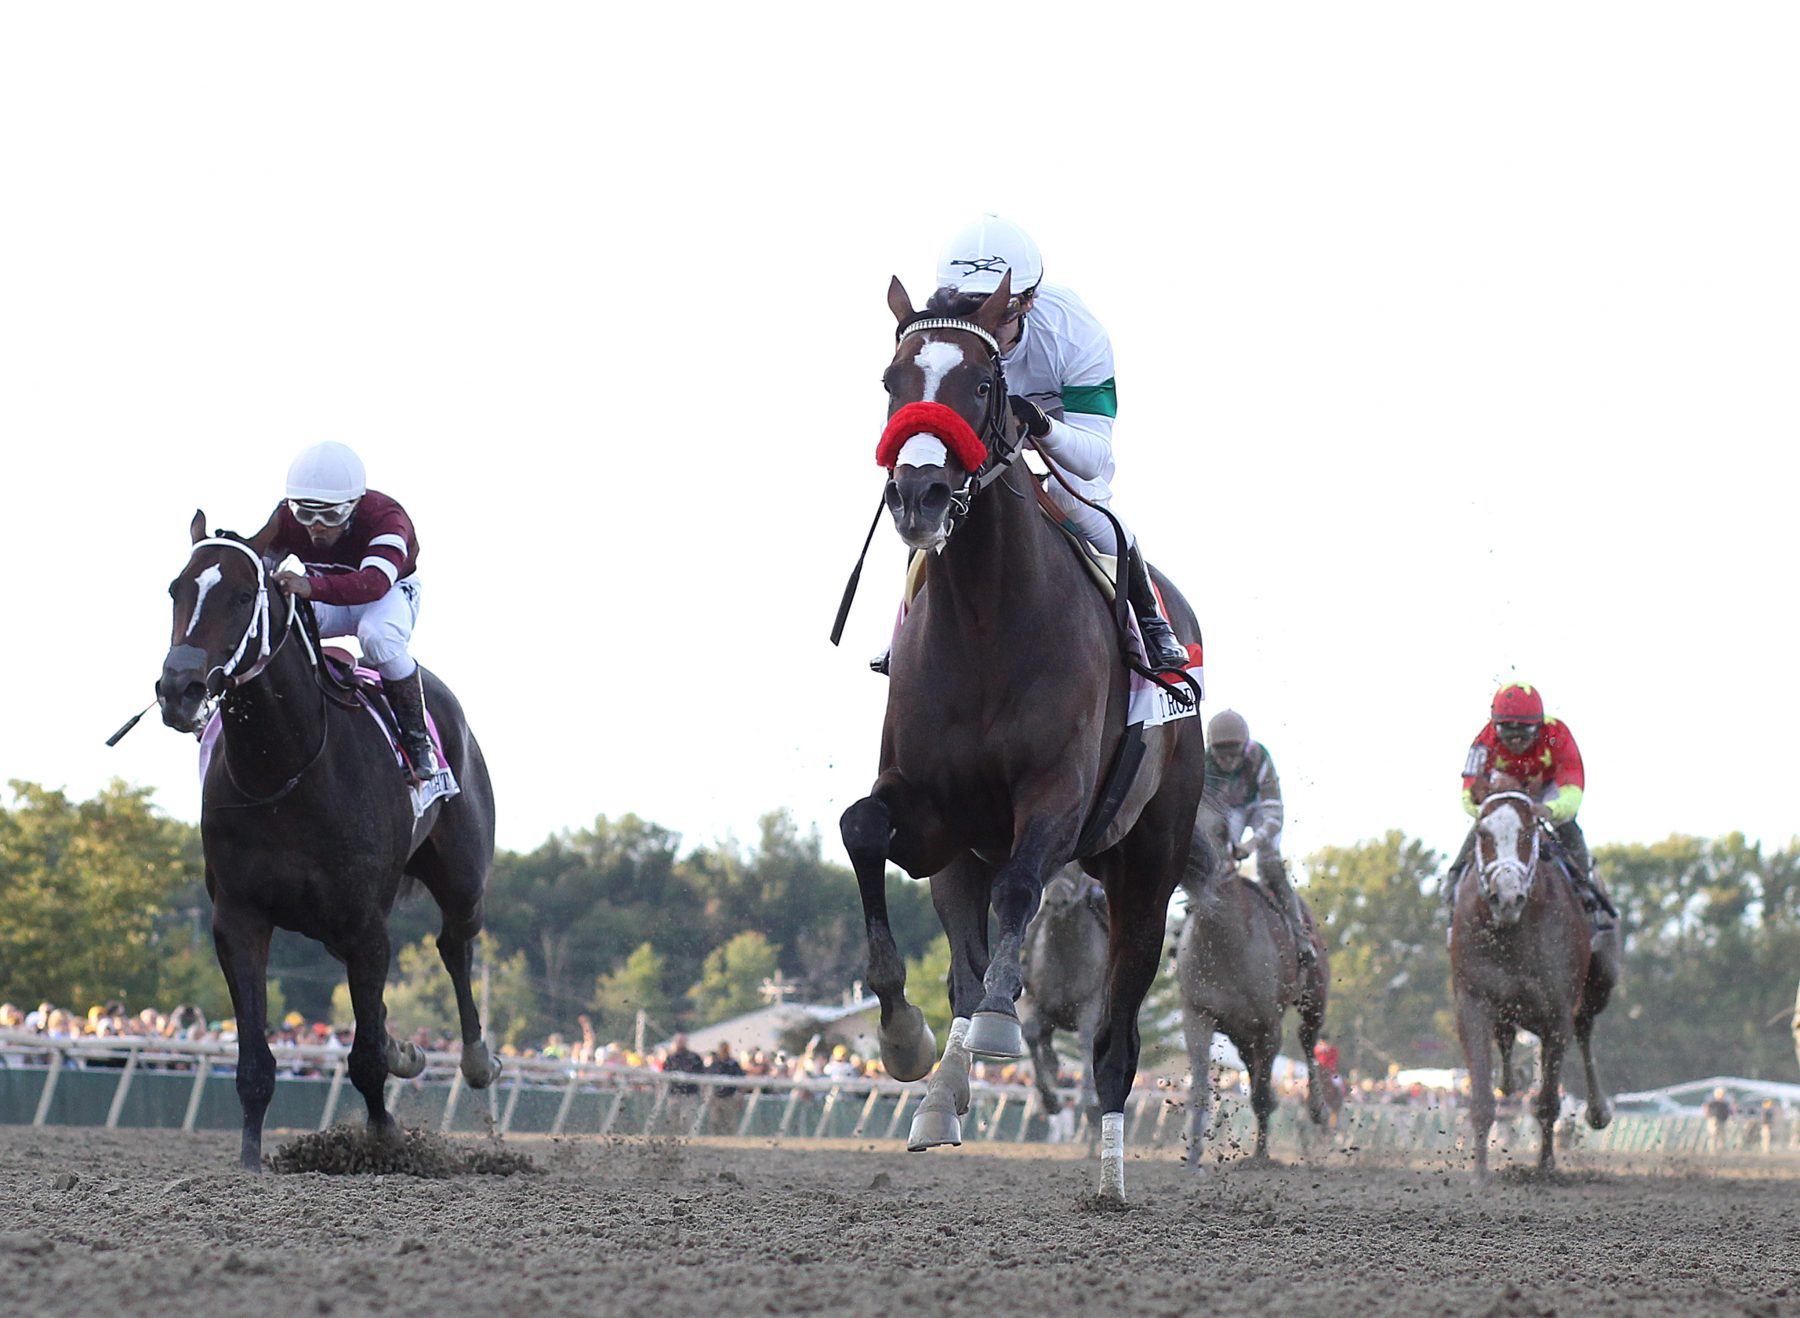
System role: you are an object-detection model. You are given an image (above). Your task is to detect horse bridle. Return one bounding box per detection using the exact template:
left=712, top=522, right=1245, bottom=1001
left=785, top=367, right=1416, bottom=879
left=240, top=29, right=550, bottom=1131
left=1477, top=790, right=1541, bottom=897
left=186, top=537, right=331, bottom=807
left=890, top=314, right=1025, bottom=538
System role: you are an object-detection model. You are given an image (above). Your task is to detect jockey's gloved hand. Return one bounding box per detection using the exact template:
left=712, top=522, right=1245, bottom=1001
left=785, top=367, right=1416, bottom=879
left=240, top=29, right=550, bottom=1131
left=1008, top=395, right=1051, bottom=440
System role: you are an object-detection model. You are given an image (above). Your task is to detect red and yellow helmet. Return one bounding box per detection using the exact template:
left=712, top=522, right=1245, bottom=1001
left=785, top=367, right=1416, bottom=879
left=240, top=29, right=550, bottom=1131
left=1491, top=682, right=1544, bottom=724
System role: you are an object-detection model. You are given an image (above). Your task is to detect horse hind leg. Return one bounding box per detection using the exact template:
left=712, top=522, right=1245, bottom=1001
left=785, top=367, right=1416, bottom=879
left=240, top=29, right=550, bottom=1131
left=212, top=901, right=276, bottom=1172
left=1576, top=1013, right=1611, bottom=1130
left=1248, top=1041, right=1278, bottom=1162
left=1297, top=991, right=1328, bottom=1127
left=841, top=793, right=935, bottom=1082
left=1495, top=1023, right=1517, bottom=1096
left=410, top=842, right=501, bottom=1089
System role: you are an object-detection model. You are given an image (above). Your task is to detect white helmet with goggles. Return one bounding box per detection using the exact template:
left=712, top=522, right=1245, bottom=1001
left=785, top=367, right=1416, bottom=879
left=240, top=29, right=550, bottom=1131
left=935, top=213, right=1043, bottom=296
left=285, top=442, right=366, bottom=526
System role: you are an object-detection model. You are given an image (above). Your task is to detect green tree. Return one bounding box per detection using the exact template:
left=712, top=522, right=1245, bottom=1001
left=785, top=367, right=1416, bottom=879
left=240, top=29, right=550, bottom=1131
left=687, top=930, right=780, bottom=1024
left=1300, top=831, right=1453, bottom=1080
left=0, top=781, right=198, bottom=1009
left=592, top=941, right=675, bottom=1041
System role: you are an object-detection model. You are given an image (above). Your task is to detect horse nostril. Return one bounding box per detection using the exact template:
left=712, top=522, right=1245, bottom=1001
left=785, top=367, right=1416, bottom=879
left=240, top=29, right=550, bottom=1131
left=920, top=482, right=951, bottom=517
left=183, top=681, right=207, bottom=705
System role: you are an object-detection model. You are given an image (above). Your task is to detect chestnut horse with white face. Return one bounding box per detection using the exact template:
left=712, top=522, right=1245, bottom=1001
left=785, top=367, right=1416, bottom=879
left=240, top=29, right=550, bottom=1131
left=1451, top=773, right=1618, bottom=1182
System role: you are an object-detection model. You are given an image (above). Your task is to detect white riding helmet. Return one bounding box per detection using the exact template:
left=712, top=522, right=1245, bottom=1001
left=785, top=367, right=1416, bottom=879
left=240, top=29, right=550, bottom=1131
left=1208, top=709, right=1250, bottom=747
left=935, top=213, right=1043, bottom=296
left=285, top=441, right=367, bottom=504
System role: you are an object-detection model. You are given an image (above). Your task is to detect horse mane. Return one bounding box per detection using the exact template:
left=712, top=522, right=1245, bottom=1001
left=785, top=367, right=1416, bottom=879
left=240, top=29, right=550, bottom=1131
left=923, top=288, right=988, bottom=318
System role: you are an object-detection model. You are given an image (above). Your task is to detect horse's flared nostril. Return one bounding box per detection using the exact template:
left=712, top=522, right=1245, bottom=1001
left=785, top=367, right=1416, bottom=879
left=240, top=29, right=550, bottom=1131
left=919, top=482, right=951, bottom=518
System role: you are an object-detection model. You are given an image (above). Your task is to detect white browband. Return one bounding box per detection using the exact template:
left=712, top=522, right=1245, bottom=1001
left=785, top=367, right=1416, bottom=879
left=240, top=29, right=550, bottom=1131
left=897, top=317, right=1001, bottom=358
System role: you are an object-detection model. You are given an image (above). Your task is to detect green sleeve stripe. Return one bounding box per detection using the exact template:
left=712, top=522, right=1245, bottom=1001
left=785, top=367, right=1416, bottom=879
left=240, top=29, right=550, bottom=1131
left=1061, top=377, right=1117, bottom=418
left=1548, top=784, right=1583, bottom=823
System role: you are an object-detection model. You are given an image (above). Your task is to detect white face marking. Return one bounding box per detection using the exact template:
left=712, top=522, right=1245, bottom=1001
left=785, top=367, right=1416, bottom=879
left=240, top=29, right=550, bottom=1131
left=896, top=435, right=948, bottom=468
left=186, top=564, right=223, bottom=637
left=913, top=340, right=963, bottom=402
left=1478, top=802, right=1535, bottom=913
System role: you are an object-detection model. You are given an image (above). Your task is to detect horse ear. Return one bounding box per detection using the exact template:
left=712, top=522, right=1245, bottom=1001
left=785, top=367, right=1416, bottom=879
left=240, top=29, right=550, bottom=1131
left=189, top=510, right=207, bottom=544
left=246, top=508, right=281, bottom=557
left=887, top=276, right=915, bottom=324
left=973, top=270, right=1013, bottom=332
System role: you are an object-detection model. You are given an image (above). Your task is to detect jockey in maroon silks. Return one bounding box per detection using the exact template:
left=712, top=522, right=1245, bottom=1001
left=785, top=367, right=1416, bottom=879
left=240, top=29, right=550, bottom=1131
left=255, top=441, right=436, bottom=778
left=1444, top=682, right=1606, bottom=926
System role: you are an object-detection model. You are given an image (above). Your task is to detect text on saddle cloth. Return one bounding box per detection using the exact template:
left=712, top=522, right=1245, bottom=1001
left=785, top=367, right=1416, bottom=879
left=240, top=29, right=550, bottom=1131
left=197, top=665, right=459, bottom=819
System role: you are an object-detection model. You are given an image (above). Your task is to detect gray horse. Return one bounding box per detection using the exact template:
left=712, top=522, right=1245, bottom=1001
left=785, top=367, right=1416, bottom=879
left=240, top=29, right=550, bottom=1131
left=1178, top=803, right=1330, bottom=1166
left=1020, top=866, right=1109, bottom=1119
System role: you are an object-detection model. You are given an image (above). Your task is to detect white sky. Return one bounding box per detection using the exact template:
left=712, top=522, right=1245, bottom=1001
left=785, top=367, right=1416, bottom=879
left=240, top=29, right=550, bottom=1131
left=3, top=4, right=1796, bottom=872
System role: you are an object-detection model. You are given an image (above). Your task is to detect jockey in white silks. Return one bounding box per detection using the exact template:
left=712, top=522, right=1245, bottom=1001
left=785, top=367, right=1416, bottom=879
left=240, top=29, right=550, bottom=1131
left=875, top=214, right=1188, bottom=675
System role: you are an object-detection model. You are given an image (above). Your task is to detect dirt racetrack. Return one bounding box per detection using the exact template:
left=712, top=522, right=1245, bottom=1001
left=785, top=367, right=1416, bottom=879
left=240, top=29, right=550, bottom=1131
left=2, top=1125, right=1797, bottom=1317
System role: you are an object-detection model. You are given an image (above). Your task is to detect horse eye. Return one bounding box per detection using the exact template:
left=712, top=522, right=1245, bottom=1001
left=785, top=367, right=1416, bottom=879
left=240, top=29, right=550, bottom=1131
left=976, top=381, right=991, bottom=397
left=236, top=590, right=253, bottom=606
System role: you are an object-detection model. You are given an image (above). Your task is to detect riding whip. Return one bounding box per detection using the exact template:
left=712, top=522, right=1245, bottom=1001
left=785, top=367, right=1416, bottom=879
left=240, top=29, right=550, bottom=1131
left=829, top=495, right=887, bottom=647
left=105, top=700, right=158, bottom=747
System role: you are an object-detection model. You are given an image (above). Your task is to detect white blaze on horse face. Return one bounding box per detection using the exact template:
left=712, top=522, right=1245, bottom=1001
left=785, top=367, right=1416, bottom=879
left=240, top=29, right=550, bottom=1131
left=185, top=564, right=223, bottom=638
left=1479, top=804, right=1534, bottom=915
left=913, top=339, right=964, bottom=403
left=896, top=435, right=948, bottom=468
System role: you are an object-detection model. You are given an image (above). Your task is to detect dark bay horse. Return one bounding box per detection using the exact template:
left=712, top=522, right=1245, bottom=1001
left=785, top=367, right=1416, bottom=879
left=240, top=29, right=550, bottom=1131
left=840, top=274, right=1209, bottom=1202
left=1021, top=866, right=1109, bottom=1119
left=158, top=514, right=500, bottom=1169
left=1451, top=775, right=1617, bottom=1182
left=1178, top=806, right=1330, bottom=1166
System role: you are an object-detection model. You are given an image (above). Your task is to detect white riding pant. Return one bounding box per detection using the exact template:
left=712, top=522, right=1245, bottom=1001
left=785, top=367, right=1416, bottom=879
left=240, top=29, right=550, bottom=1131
left=312, top=577, right=422, bottom=681
left=1044, top=475, right=1135, bottom=558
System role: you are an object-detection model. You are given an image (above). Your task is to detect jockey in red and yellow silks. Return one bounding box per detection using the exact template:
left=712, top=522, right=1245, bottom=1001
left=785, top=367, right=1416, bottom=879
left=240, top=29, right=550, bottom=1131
left=1445, top=682, right=1603, bottom=926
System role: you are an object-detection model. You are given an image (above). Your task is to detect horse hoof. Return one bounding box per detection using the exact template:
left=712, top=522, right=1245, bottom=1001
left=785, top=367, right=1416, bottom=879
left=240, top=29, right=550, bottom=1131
left=906, top=1108, right=962, bottom=1151
left=964, top=1011, right=1025, bottom=1061
left=879, top=1005, right=937, bottom=1083
left=462, top=1043, right=501, bottom=1090
left=1586, top=1104, right=1612, bottom=1131
left=384, top=1037, right=427, bottom=1080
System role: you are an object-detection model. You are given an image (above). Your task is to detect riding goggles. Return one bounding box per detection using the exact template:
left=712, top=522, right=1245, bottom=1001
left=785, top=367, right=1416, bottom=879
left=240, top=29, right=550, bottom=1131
left=287, top=498, right=359, bottom=528
left=1495, top=721, right=1540, bottom=743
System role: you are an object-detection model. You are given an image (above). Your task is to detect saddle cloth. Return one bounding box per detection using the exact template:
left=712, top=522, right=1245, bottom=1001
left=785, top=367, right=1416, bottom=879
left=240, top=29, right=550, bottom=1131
left=888, top=515, right=1204, bottom=728
left=198, top=652, right=459, bottom=819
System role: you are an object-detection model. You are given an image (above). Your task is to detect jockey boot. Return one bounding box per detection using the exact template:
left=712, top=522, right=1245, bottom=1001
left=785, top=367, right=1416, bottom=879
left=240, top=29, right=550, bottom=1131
left=870, top=648, right=890, bottom=676
left=385, top=669, right=438, bottom=779
left=1264, top=853, right=1316, bottom=968
left=1125, top=545, right=1188, bottom=671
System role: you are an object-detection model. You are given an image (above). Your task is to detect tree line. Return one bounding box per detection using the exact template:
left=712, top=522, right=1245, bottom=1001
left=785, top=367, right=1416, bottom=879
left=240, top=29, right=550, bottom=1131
left=1, top=780, right=1795, bottom=1091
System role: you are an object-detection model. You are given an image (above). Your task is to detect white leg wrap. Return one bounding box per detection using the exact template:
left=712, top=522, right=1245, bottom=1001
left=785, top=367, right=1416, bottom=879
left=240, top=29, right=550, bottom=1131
left=946, top=1016, right=970, bottom=1051
left=1100, top=1111, right=1126, bottom=1201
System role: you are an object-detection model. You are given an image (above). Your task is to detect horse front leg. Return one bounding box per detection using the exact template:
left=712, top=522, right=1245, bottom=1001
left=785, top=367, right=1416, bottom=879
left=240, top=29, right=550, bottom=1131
left=1180, top=1007, right=1217, bottom=1170
left=1248, top=1040, right=1278, bottom=1162
left=1456, top=992, right=1497, bottom=1186
left=212, top=898, right=274, bottom=1172
left=412, top=841, right=501, bottom=1090
left=1536, top=1025, right=1570, bottom=1172
left=907, top=855, right=993, bottom=1151
left=344, top=930, right=405, bottom=1142
left=965, top=819, right=1066, bottom=1059
left=840, top=784, right=938, bottom=1082
left=1022, top=1010, right=1061, bottom=1116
